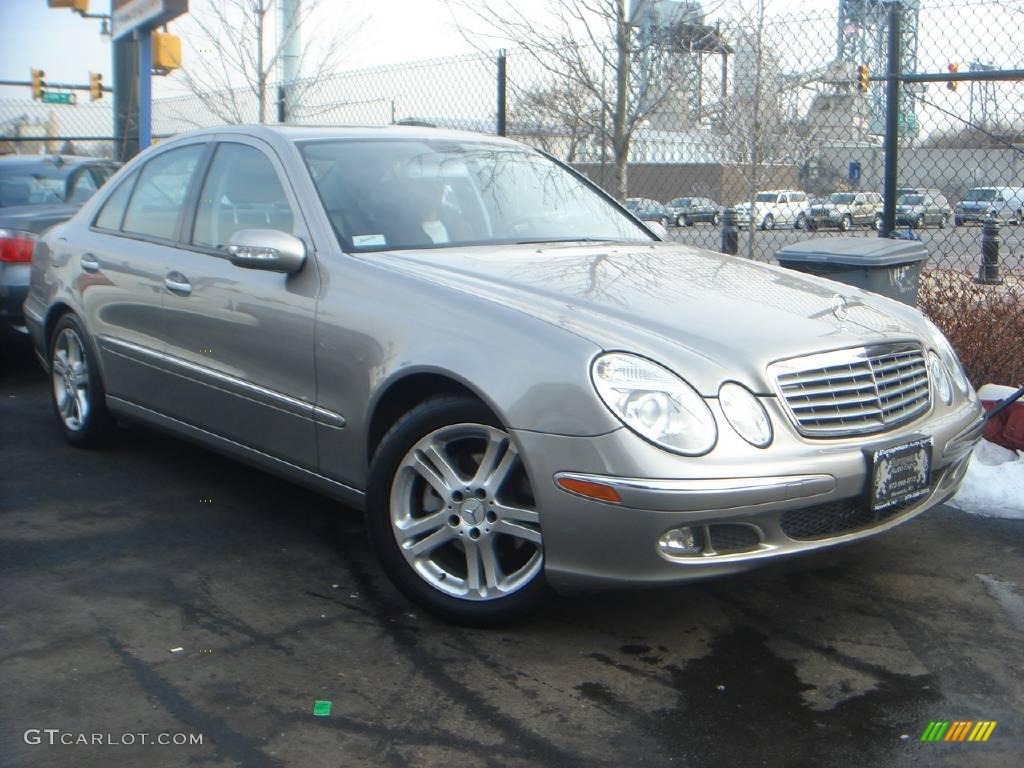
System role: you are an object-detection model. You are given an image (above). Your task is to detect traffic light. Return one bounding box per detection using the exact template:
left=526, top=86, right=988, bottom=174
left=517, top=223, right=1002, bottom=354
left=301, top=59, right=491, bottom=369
left=857, top=64, right=870, bottom=94
left=152, top=32, right=183, bottom=73
left=31, top=68, right=46, bottom=100
left=947, top=63, right=959, bottom=92
left=89, top=71, right=103, bottom=101
left=47, top=1, right=89, bottom=12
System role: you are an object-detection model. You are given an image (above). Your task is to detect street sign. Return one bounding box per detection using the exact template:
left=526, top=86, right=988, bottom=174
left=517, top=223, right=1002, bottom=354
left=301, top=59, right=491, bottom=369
left=112, top=0, right=188, bottom=40
left=41, top=91, right=76, bottom=105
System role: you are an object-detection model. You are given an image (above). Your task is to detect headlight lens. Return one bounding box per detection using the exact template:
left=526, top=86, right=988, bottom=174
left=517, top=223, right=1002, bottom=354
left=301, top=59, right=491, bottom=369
left=923, top=318, right=971, bottom=395
left=719, top=382, right=773, bottom=448
left=929, top=351, right=953, bottom=405
left=591, top=353, right=717, bottom=455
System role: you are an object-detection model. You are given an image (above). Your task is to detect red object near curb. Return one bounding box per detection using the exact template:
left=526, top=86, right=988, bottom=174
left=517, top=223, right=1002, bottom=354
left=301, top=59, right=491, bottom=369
left=979, top=384, right=1024, bottom=451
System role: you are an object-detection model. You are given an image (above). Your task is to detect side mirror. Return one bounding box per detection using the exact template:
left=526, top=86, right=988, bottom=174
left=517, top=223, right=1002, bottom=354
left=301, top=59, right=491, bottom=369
left=647, top=220, right=668, bottom=240
left=226, top=229, right=306, bottom=274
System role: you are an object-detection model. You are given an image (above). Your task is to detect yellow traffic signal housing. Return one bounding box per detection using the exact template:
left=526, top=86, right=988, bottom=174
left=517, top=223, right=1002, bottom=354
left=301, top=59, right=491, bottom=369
left=47, top=0, right=89, bottom=11
left=152, top=32, right=183, bottom=73
left=89, top=72, right=103, bottom=101
left=31, top=68, right=46, bottom=100
left=857, top=64, right=870, bottom=94
left=947, top=63, right=959, bottom=92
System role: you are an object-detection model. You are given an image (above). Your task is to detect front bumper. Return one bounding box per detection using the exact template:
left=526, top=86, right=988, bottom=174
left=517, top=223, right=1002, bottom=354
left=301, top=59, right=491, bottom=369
left=515, top=396, right=984, bottom=594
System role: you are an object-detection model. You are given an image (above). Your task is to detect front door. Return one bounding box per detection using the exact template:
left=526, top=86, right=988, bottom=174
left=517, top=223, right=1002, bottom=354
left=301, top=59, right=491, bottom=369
left=159, top=138, right=320, bottom=470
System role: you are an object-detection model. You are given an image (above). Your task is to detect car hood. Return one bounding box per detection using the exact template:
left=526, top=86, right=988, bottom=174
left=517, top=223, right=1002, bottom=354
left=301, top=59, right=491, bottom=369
left=366, top=242, right=928, bottom=394
left=0, top=203, right=80, bottom=235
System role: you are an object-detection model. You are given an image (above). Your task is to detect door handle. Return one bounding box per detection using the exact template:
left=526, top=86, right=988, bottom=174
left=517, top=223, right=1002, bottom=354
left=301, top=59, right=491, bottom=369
left=164, top=272, right=192, bottom=297
left=80, top=253, right=100, bottom=273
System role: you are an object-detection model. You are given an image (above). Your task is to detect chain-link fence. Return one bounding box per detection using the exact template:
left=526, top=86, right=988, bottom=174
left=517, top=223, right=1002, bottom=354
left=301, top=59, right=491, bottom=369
left=1, top=0, right=1021, bottom=384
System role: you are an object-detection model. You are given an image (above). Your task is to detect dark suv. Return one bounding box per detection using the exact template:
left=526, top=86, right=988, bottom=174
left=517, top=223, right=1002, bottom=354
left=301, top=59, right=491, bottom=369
left=666, top=197, right=721, bottom=227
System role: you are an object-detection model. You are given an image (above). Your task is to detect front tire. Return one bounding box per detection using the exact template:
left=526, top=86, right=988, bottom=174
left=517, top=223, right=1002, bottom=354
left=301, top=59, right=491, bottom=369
left=839, top=214, right=852, bottom=232
left=794, top=213, right=807, bottom=230
left=49, top=313, right=114, bottom=447
left=366, top=396, right=547, bottom=625
left=938, top=215, right=948, bottom=229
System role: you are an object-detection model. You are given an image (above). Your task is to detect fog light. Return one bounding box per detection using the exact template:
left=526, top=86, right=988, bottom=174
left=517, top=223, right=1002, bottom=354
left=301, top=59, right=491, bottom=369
left=658, top=526, right=703, bottom=556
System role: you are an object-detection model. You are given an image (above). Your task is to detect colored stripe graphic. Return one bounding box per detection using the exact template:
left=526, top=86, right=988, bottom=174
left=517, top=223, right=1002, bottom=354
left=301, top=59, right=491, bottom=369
left=921, top=720, right=997, bottom=742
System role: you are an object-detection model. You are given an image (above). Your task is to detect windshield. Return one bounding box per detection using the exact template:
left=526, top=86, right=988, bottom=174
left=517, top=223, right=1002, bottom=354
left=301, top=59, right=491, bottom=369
left=899, top=195, right=924, bottom=205
left=963, top=188, right=997, bottom=201
left=829, top=193, right=856, bottom=204
left=0, top=169, right=66, bottom=206
left=755, top=192, right=778, bottom=202
left=300, top=139, right=652, bottom=251
left=670, top=198, right=692, bottom=207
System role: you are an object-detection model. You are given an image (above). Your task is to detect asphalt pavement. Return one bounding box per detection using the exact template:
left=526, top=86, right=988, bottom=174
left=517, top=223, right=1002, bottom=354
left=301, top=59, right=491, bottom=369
left=2, top=344, right=1023, bottom=768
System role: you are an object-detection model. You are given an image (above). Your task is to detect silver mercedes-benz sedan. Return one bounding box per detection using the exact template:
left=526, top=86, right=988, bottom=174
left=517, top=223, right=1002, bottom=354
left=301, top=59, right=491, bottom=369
left=24, top=125, right=984, bottom=624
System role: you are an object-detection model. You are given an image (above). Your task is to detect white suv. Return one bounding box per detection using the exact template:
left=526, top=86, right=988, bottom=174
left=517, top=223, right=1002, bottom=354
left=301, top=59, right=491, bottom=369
left=734, top=190, right=808, bottom=230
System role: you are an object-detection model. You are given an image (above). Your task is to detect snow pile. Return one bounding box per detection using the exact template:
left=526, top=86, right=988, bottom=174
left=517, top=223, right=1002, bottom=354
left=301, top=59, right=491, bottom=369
left=949, top=439, right=1024, bottom=520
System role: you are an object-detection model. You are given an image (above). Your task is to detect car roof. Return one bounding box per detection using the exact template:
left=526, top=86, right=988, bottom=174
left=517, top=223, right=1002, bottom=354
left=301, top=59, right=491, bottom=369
left=158, top=123, right=524, bottom=149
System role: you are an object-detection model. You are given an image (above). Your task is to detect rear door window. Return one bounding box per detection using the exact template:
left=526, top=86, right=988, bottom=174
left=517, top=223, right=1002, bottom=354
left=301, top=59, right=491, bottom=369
left=94, top=171, right=137, bottom=230
left=123, top=145, right=204, bottom=241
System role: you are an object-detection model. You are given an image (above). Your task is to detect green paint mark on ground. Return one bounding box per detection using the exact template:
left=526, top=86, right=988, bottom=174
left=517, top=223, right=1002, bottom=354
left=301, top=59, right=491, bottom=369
left=312, top=700, right=331, bottom=717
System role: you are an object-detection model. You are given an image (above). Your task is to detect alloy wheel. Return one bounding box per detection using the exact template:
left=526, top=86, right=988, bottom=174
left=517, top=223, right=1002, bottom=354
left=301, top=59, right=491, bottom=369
left=389, top=423, right=542, bottom=601
left=51, top=327, right=90, bottom=432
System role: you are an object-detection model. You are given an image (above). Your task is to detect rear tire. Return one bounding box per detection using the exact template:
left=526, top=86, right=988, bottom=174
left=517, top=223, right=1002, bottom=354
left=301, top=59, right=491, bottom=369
left=711, top=212, right=721, bottom=227
left=677, top=215, right=687, bottom=227
left=48, top=313, right=114, bottom=447
left=839, top=214, right=852, bottom=232
left=938, top=215, right=948, bottom=229
left=761, top=214, right=775, bottom=231
left=366, top=396, right=548, bottom=625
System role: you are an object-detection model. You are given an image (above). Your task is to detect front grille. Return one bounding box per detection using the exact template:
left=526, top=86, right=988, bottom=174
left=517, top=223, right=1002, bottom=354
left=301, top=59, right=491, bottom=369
left=770, top=343, right=930, bottom=437
left=707, top=524, right=761, bottom=553
left=780, top=497, right=916, bottom=540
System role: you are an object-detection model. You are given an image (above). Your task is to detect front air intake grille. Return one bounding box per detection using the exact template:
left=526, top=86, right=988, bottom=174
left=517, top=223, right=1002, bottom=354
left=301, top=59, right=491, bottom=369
left=780, top=498, right=915, bottom=540
left=770, top=343, right=930, bottom=437
left=707, top=524, right=761, bottom=553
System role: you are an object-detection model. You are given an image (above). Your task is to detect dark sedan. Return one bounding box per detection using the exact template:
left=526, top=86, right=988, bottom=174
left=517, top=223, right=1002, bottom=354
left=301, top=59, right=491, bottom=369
left=0, top=155, right=116, bottom=338
left=666, top=197, right=721, bottom=227
left=624, top=197, right=671, bottom=228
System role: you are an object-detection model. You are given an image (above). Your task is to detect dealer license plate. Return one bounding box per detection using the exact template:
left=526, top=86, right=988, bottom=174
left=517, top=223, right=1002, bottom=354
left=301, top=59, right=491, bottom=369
left=871, top=438, right=932, bottom=511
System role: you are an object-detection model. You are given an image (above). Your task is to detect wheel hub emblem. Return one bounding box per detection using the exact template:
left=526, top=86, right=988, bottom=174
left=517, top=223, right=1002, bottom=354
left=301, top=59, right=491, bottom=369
left=461, top=499, right=483, bottom=525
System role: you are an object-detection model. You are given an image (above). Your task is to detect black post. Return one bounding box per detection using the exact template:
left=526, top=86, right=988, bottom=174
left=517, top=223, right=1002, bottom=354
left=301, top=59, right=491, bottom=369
left=112, top=35, right=139, bottom=162
left=276, top=85, right=287, bottom=123
left=496, top=49, right=507, bottom=137
left=880, top=1, right=901, bottom=238
left=977, top=216, right=1003, bottom=285
left=720, top=208, right=738, bottom=256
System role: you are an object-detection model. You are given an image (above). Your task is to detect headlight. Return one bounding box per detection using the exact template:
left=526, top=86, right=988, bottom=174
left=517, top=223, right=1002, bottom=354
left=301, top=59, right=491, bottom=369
left=591, top=353, right=717, bottom=455
left=923, top=318, right=971, bottom=395
left=719, top=382, right=773, bottom=448
left=929, top=351, right=953, bottom=405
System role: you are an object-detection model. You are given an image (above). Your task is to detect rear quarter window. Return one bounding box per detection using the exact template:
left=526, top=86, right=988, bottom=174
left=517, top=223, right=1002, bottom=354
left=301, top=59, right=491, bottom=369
left=94, top=171, right=137, bottom=230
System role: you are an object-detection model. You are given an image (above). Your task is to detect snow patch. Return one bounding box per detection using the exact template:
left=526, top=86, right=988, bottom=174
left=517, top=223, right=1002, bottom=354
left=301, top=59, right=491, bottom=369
left=949, top=439, right=1024, bottom=519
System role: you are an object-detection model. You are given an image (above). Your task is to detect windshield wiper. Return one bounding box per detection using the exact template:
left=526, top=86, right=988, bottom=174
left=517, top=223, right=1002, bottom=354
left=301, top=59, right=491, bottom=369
left=514, top=237, right=620, bottom=245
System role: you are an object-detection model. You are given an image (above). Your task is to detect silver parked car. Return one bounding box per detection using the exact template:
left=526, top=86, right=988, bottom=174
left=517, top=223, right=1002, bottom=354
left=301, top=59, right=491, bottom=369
left=25, top=126, right=984, bottom=624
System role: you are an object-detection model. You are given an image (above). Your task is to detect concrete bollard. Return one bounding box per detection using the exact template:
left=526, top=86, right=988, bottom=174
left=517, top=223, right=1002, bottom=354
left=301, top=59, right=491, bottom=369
left=976, top=215, right=1004, bottom=285
left=720, top=208, right=738, bottom=256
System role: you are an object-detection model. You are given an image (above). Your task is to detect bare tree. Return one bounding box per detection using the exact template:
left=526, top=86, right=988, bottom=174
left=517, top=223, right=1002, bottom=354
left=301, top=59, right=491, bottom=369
left=513, top=82, right=602, bottom=162
left=173, top=0, right=364, bottom=124
left=447, top=0, right=696, bottom=199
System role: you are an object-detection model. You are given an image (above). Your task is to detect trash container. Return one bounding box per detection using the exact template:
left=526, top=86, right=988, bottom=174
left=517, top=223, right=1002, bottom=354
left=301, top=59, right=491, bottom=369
left=776, top=236, right=929, bottom=306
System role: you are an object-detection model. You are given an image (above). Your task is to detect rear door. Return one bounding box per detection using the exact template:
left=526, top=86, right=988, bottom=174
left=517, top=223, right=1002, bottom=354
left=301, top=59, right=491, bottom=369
left=82, top=143, right=206, bottom=412
left=158, top=137, right=320, bottom=469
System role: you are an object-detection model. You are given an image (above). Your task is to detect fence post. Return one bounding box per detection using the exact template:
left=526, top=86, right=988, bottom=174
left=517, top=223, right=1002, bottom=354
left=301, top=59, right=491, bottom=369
left=720, top=208, right=738, bottom=256
left=976, top=216, right=1004, bottom=285
left=879, top=1, right=902, bottom=238
left=276, top=85, right=287, bottom=123
left=496, top=49, right=507, bottom=137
